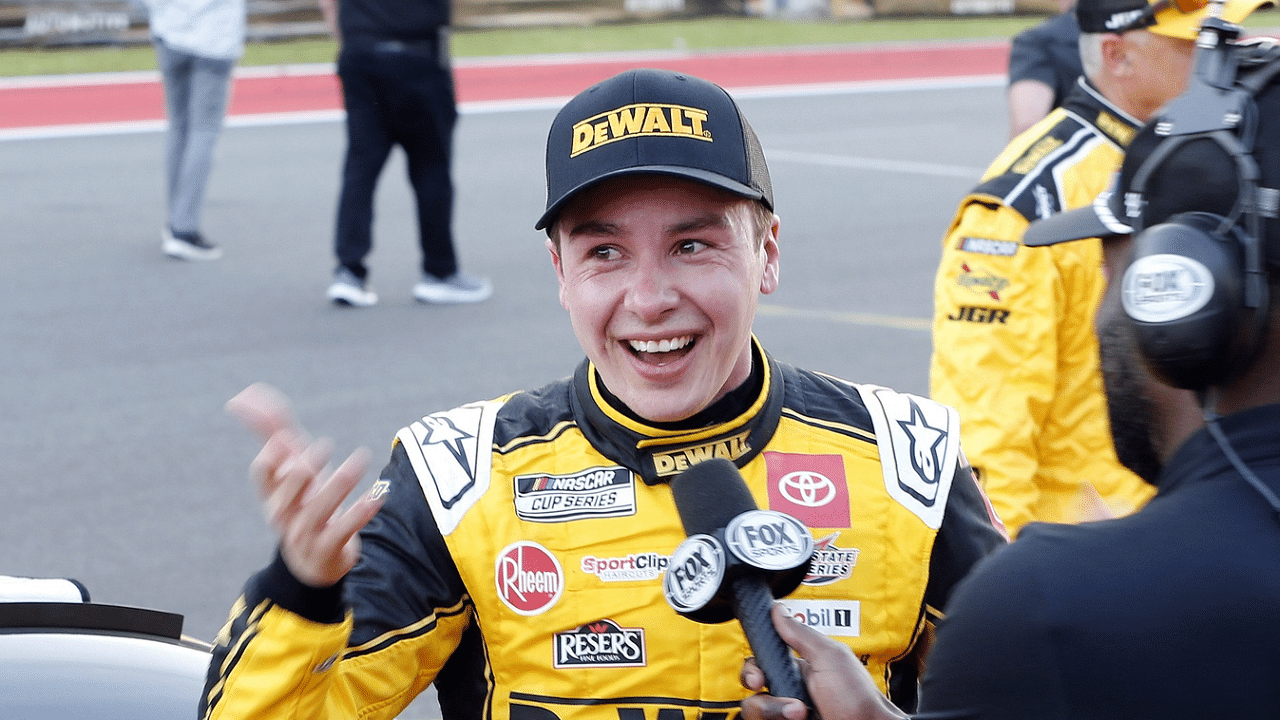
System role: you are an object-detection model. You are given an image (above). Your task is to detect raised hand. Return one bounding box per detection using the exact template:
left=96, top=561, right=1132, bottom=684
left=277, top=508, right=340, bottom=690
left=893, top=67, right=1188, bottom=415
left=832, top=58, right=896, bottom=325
left=226, top=383, right=384, bottom=588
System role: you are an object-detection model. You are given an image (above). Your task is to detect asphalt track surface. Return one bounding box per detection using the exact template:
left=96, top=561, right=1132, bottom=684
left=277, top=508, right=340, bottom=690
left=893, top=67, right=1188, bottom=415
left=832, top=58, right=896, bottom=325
left=0, top=40, right=1009, bottom=717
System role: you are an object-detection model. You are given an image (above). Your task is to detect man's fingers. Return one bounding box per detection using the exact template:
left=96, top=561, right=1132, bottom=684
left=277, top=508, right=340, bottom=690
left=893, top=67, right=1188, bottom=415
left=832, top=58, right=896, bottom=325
left=771, top=603, right=841, bottom=659
left=293, top=445, right=367, bottom=535
left=227, top=382, right=301, bottom=441
left=314, top=448, right=380, bottom=549
left=279, top=446, right=378, bottom=588
left=263, top=437, right=334, bottom=531
left=742, top=657, right=763, bottom=690
left=228, top=383, right=380, bottom=590
left=741, top=693, right=808, bottom=720
left=330, top=484, right=386, bottom=576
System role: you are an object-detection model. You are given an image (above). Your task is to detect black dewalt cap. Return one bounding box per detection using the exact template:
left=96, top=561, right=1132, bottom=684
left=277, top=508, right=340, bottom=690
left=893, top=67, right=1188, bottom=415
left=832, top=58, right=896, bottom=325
left=535, top=68, right=774, bottom=232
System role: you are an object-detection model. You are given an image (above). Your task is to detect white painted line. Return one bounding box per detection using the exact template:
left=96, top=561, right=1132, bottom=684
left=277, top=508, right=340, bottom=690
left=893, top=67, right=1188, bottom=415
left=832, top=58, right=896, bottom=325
left=757, top=303, right=932, bottom=332
left=766, top=149, right=986, bottom=179
left=0, top=73, right=1003, bottom=142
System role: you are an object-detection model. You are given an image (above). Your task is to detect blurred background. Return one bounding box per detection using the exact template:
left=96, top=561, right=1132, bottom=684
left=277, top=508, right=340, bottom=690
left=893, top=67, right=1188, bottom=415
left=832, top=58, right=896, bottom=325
left=0, top=0, right=1068, bottom=51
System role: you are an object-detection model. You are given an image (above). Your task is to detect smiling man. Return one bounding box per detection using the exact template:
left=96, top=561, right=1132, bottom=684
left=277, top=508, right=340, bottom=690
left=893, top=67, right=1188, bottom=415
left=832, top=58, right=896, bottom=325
left=200, top=69, right=1005, bottom=720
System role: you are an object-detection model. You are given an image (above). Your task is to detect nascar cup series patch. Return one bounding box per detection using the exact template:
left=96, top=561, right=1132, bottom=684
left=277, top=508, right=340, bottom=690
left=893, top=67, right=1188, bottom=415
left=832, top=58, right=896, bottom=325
left=513, top=466, right=637, bottom=523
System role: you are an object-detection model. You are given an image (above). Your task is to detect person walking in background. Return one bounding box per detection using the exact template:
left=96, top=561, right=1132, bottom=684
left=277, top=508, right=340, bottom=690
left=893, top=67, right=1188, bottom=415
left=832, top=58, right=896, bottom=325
left=148, top=0, right=246, bottom=261
left=1006, top=0, right=1082, bottom=137
left=318, top=0, right=491, bottom=307
left=929, top=0, right=1266, bottom=536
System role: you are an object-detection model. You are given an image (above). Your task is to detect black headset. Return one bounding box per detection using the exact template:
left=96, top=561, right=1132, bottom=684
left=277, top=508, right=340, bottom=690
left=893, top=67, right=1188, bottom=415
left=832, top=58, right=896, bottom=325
left=1118, top=16, right=1279, bottom=391
left=1119, top=14, right=1280, bottom=519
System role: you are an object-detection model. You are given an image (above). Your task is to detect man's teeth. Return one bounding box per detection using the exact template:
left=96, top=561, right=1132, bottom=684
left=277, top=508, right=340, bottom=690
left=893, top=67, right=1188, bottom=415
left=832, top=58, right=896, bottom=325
left=629, top=336, right=692, bottom=353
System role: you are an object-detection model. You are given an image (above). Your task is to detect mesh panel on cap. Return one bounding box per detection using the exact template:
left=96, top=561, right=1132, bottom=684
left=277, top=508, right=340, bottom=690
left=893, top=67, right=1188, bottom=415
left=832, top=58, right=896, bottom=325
left=737, top=110, right=774, bottom=211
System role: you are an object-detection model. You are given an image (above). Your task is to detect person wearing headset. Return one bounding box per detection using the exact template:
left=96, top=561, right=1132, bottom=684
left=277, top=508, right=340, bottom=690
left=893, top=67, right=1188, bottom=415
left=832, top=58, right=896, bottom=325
left=929, top=0, right=1269, bottom=537
left=741, top=25, right=1280, bottom=720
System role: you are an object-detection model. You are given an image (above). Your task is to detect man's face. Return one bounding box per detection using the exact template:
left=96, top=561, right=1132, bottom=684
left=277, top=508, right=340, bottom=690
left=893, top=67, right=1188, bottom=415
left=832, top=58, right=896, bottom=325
left=1097, top=307, right=1166, bottom=484
left=548, top=176, right=780, bottom=423
left=1127, top=30, right=1197, bottom=119
left=1098, top=234, right=1210, bottom=482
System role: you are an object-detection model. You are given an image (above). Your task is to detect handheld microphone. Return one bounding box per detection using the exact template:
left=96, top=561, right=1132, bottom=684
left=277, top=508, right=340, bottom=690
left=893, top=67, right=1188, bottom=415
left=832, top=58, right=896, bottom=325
left=663, top=458, right=815, bottom=709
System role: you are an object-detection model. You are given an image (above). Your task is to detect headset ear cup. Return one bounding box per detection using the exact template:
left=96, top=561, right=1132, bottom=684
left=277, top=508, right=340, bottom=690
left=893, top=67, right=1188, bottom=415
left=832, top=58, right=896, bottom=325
left=1121, top=212, right=1258, bottom=390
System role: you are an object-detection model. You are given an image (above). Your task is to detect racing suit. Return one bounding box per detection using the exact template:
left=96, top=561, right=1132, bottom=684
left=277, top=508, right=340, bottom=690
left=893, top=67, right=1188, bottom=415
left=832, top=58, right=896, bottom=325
left=202, top=340, right=1006, bottom=720
left=930, top=77, right=1156, bottom=535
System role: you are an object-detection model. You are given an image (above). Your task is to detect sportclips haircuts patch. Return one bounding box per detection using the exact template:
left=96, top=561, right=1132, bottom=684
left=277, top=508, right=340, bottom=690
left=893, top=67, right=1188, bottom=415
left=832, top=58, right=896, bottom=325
left=513, top=466, right=636, bottom=522
left=553, top=619, right=647, bottom=668
left=571, top=103, right=712, bottom=157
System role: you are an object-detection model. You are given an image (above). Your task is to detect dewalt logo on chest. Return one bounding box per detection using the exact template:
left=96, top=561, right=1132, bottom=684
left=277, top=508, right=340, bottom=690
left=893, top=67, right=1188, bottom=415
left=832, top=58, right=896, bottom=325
left=571, top=103, right=712, bottom=157
left=653, top=430, right=751, bottom=477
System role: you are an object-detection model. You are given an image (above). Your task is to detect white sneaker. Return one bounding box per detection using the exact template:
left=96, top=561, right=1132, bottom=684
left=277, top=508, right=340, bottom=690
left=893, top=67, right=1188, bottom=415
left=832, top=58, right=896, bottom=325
left=413, top=272, right=493, bottom=304
left=327, top=269, right=378, bottom=307
left=162, top=227, right=222, bottom=261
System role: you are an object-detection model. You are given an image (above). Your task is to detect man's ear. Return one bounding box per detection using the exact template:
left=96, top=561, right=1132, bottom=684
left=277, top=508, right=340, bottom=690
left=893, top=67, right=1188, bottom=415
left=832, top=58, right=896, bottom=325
left=1101, top=33, right=1131, bottom=77
left=547, top=237, right=569, bottom=310
left=760, top=214, right=781, bottom=295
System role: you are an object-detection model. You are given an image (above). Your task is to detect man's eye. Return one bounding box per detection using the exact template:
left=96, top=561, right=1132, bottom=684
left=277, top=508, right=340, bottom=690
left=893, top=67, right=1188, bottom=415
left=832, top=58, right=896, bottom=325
left=590, top=246, right=620, bottom=260
left=676, top=240, right=706, bottom=255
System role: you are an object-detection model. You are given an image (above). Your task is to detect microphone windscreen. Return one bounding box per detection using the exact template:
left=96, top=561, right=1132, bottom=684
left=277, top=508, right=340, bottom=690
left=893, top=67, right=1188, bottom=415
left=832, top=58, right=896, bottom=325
left=670, top=458, right=758, bottom=537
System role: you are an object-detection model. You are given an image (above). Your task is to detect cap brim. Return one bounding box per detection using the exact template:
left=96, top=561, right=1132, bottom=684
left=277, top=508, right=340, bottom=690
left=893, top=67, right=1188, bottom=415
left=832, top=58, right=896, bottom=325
left=1149, top=0, right=1272, bottom=40
left=1023, top=189, right=1133, bottom=247
left=535, top=166, right=766, bottom=231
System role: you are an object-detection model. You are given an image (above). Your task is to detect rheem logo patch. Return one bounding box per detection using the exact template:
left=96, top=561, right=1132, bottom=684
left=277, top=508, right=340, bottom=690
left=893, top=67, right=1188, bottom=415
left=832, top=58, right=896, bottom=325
left=495, top=541, right=564, bottom=616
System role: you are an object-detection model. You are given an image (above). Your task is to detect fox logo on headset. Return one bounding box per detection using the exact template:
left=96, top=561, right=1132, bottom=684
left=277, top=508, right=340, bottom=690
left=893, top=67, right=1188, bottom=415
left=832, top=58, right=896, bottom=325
left=1024, top=20, right=1280, bottom=391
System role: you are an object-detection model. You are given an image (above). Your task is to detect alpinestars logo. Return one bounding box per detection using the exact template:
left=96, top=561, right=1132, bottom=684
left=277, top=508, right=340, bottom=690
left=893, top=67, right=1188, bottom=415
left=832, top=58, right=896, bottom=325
left=896, top=398, right=946, bottom=507
left=553, top=619, right=646, bottom=668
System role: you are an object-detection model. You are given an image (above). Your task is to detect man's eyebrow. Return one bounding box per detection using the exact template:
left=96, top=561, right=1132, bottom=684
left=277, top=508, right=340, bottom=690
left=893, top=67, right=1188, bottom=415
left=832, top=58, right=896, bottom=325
left=668, top=213, right=728, bottom=235
left=565, top=212, right=728, bottom=239
left=566, top=220, right=621, bottom=238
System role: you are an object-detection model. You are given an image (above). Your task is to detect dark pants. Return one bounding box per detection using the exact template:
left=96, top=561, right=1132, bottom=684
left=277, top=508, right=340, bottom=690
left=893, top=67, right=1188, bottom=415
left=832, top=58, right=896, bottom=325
left=334, top=39, right=459, bottom=280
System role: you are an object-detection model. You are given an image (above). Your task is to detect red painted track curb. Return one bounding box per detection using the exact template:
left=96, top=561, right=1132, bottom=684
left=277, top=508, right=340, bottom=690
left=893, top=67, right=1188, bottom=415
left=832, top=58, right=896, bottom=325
left=0, top=40, right=1009, bottom=130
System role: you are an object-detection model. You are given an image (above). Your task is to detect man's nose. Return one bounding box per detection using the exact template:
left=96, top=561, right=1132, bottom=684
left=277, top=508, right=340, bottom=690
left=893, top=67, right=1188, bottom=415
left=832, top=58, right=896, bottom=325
left=623, top=264, right=679, bottom=320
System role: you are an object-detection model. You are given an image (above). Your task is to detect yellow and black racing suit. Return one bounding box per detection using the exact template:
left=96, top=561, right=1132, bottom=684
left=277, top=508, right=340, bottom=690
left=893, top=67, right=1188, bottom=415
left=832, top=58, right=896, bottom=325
left=930, top=78, right=1156, bottom=535
left=203, top=340, right=1005, bottom=720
